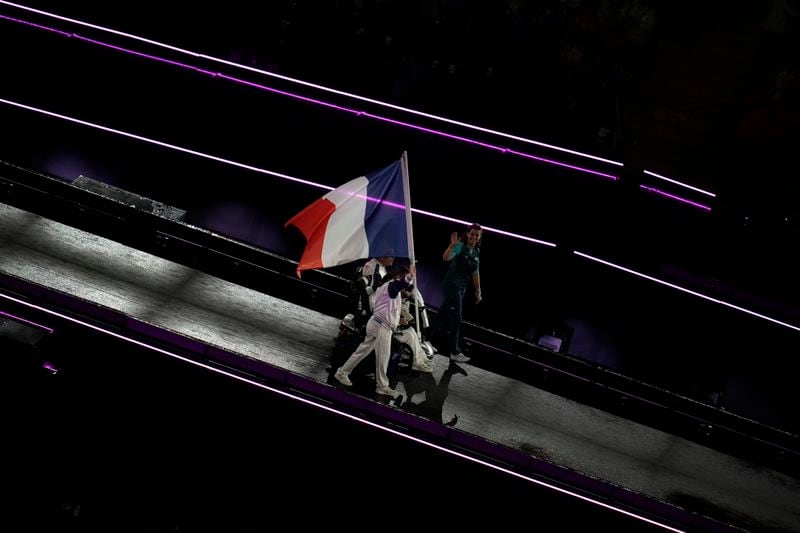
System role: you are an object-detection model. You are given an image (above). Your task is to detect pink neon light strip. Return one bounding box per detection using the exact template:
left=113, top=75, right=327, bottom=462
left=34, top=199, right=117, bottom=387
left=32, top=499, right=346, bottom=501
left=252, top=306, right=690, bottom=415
left=0, top=290, right=680, bottom=531
left=643, top=170, right=715, bottom=198
left=573, top=250, right=800, bottom=333
left=0, top=2, right=623, bottom=168
left=0, top=12, right=619, bottom=181
left=0, top=309, right=54, bottom=333
left=639, top=185, right=712, bottom=212
left=0, top=96, right=558, bottom=248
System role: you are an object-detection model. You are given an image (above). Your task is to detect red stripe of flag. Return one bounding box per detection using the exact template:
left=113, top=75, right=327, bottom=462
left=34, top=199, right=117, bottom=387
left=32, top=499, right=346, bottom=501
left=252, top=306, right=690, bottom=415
left=285, top=197, right=337, bottom=277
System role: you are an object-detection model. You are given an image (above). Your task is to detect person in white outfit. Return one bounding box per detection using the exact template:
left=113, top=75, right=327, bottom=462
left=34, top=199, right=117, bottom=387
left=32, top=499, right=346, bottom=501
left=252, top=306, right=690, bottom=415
left=355, top=257, right=433, bottom=374
left=335, top=262, right=416, bottom=398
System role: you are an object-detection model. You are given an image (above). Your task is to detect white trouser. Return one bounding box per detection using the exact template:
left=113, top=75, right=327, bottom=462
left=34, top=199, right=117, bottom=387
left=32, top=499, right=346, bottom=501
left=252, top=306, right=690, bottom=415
left=339, top=317, right=392, bottom=389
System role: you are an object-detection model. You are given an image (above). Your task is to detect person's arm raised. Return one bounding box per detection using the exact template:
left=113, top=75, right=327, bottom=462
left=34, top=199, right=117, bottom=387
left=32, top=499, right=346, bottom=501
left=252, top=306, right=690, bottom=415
left=442, top=232, right=459, bottom=261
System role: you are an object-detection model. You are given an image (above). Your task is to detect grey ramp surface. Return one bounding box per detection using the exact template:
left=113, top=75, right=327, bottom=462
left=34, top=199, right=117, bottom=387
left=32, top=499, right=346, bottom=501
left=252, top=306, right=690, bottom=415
left=1, top=203, right=798, bottom=531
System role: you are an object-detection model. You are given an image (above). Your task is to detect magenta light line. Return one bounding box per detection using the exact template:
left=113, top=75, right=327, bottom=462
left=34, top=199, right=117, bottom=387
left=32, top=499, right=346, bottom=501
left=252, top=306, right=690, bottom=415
left=506, top=148, right=618, bottom=181
left=643, top=170, right=716, bottom=198
left=0, top=11, right=68, bottom=35
left=0, top=12, right=619, bottom=182
left=76, top=34, right=220, bottom=77
left=0, top=290, right=681, bottom=532
left=639, top=185, right=712, bottom=212
left=0, top=97, right=333, bottom=192
left=0, top=97, right=557, bottom=248
left=573, top=250, right=800, bottom=333
left=352, top=111, right=618, bottom=181
left=0, top=309, right=54, bottom=333
left=0, top=1, right=623, bottom=168
left=238, top=70, right=619, bottom=182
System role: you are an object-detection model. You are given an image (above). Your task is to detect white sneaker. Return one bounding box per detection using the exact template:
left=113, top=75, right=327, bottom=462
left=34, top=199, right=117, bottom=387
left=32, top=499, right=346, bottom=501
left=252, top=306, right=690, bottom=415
left=334, top=369, right=352, bottom=386
left=375, top=384, right=401, bottom=399
left=450, top=352, right=471, bottom=364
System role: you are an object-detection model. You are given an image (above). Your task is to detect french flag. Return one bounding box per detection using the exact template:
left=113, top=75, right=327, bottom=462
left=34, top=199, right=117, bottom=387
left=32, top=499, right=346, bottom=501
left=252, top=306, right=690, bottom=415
left=286, top=159, right=410, bottom=276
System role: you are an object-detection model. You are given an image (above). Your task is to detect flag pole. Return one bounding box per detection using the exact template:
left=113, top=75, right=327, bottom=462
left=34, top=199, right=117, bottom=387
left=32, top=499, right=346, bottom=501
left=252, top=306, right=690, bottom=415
left=400, top=151, right=421, bottom=338
left=401, top=151, right=415, bottom=265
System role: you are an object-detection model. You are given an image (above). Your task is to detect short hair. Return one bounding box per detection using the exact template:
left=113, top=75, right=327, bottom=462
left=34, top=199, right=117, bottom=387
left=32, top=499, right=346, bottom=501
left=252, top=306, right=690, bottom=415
left=461, top=223, right=483, bottom=247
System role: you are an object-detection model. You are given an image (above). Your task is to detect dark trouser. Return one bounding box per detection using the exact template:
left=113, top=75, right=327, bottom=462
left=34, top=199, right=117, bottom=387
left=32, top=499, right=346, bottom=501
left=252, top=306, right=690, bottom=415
left=435, top=282, right=464, bottom=356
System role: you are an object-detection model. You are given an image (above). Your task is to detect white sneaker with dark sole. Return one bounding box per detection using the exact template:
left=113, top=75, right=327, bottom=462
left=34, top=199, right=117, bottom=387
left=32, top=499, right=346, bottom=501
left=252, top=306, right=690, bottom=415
left=375, top=385, right=401, bottom=399
left=334, top=369, right=353, bottom=386
left=450, top=352, right=471, bottom=364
